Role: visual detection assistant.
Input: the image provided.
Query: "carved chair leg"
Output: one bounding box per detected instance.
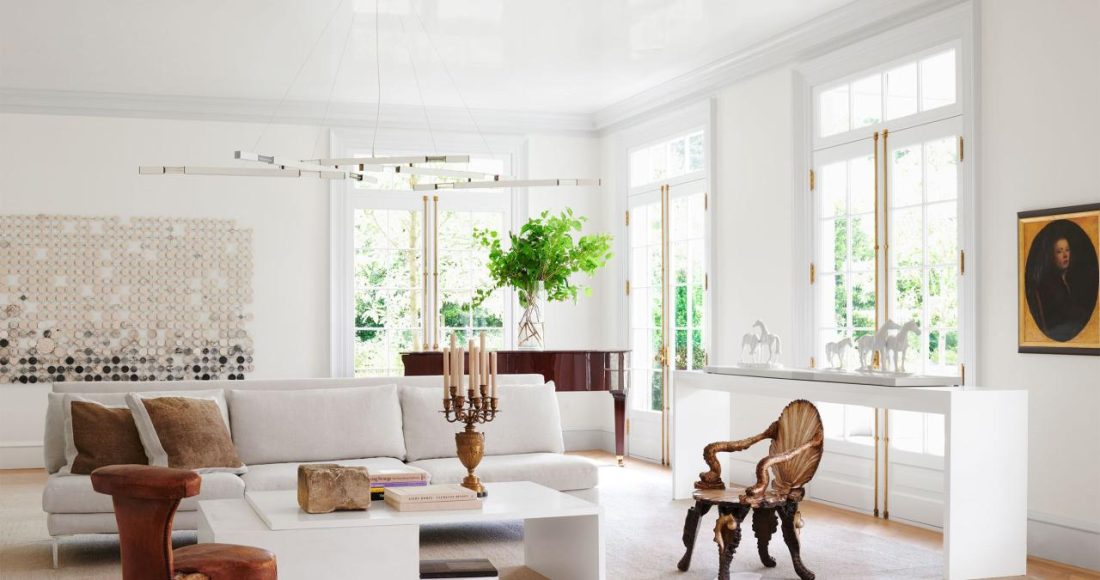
[677,501,713,571]
[715,504,750,580]
[751,507,778,567]
[778,502,815,580]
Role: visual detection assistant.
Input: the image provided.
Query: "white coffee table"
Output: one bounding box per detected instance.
[197,481,604,580]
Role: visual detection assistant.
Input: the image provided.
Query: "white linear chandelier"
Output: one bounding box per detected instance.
[141,0,600,190]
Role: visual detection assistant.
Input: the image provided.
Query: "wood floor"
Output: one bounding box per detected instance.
[574,451,1100,580]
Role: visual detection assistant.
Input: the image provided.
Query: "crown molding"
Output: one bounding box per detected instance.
[0,88,598,137]
[593,0,967,134]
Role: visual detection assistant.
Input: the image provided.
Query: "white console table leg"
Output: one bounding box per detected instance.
[198,501,420,580]
[671,380,731,500]
[524,513,605,580]
[943,389,1028,579]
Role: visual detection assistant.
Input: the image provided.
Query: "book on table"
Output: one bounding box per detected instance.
[384,484,483,512]
[369,467,429,500]
[420,558,498,579]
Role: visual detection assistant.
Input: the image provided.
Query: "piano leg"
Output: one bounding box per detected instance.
[612,390,627,466]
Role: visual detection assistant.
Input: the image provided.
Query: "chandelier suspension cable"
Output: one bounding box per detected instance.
[410,1,494,157]
[401,15,438,155]
[253,0,347,152]
[310,12,357,159]
[370,0,382,157]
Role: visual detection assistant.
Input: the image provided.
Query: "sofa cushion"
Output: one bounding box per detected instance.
[400,382,564,462]
[241,457,425,492]
[127,393,246,475]
[42,471,244,514]
[229,385,406,465]
[399,386,467,462]
[481,384,566,456]
[408,453,599,492]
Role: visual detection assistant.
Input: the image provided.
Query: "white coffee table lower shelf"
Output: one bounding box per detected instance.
[197,481,604,580]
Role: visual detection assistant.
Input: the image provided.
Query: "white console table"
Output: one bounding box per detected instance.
[671,370,1027,580]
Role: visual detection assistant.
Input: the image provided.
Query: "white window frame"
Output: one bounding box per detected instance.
[329,128,528,377]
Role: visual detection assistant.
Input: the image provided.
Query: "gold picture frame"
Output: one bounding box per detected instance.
[1017,203,1100,355]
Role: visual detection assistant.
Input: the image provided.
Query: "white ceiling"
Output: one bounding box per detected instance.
[0,0,855,117]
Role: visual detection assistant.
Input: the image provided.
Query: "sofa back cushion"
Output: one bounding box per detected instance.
[43,374,544,473]
[229,385,406,465]
[400,382,564,462]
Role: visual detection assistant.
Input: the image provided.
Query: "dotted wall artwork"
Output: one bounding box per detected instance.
[0,216,254,384]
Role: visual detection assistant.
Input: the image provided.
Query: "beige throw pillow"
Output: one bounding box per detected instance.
[126,393,246,474]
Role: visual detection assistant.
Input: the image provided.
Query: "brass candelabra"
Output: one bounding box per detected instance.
[440,333,499,497]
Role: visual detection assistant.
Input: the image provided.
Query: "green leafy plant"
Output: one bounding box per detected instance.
[470,209,613,309]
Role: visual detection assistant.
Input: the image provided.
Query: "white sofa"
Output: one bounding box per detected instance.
[42,375,599,544]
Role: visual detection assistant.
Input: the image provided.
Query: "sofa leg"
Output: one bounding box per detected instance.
[51,537,59,569]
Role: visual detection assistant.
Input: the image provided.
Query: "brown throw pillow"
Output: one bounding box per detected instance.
[127,395,246,473]
[69,401,148,475]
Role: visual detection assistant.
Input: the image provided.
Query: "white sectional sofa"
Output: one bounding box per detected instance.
[42,375,599,545]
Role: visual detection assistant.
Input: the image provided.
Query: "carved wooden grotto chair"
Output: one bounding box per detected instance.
[677,399,824,580]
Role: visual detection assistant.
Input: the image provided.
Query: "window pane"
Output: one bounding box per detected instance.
[891,268,923,326]
[920,50,956,111]
[927,202,958,265]
[669,138,686,177]
[886,63,918,120]
[820,161,847,218]
[891,145,923,207]
[851,271,876,330]
[925,137,959,202]
[688,133,704,172]
[851,74,883,129]
[850,214,875,271]
[820,85,850,137]
[891,206,923,268]
[849,155,875,214]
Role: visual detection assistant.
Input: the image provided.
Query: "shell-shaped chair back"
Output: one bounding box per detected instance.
[768,399,824,495]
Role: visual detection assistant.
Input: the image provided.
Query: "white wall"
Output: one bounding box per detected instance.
[977,0,1100,568]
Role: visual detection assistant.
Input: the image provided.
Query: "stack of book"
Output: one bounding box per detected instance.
[369,468,430,501]
[384,484,483,512]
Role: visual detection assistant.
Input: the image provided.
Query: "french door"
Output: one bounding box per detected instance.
[810,115,963,527]
[627,177,708,464]
[347,190,512,376]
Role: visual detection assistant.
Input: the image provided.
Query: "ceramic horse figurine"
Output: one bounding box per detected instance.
[741,333,761,363]
[824,337,852,369]
[855,320,899,371]
[885,320,920,373]
[753,320,782,365]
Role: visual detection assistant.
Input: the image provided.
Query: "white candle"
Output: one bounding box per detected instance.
[468,340,478,396]
[442,347,450,398]
[490,352,498,398]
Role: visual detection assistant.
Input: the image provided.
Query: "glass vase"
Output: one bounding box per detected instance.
[517,285,546,350]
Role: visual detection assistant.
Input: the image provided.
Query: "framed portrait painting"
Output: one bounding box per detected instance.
[1018,203,1100,355]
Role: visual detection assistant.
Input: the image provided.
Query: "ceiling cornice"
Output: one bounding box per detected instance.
[592,0,968,134]
[0,88,598,136]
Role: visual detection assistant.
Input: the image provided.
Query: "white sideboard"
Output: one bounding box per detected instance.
[671,370,1027,580]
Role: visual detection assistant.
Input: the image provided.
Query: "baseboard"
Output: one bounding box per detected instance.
[0,443,44,469]
[1027,512,1100,572]
[562,429,614,454]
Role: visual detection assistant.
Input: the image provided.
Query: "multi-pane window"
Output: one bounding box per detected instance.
[348,155,510,377]
[629,130,704,188]
[353,208,424,376]
[818,49,957,138]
